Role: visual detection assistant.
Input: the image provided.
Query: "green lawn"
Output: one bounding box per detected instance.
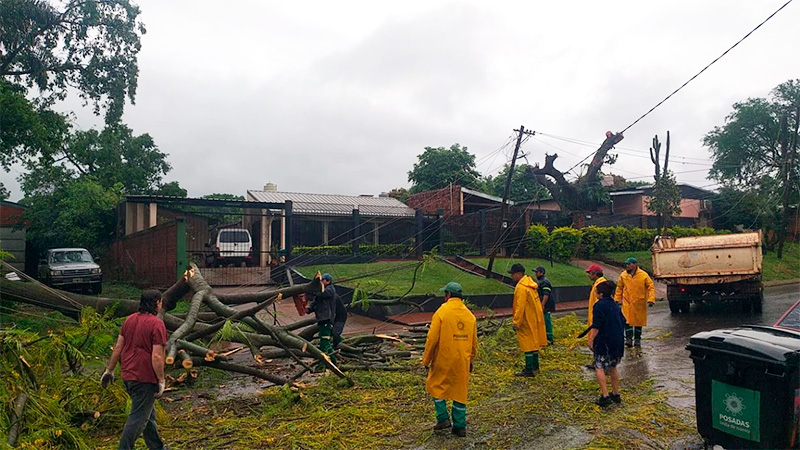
[297,260,513,297]
[468,257,593,286]
[602,242,800,283]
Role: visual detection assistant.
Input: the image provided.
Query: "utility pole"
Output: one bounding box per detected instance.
[777,99,800,259]
[486,125,535,277]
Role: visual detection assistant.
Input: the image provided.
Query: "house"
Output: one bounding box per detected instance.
[404,185,556,255]
[0,200,27,272]
[598,184,714,227]
[111,187,421,287]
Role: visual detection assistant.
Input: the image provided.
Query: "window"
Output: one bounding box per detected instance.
[219,230,250,243]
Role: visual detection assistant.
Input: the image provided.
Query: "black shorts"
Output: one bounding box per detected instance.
[593,354,621,369]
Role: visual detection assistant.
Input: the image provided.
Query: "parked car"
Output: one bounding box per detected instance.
[38,248,103,294]
[206,228,254,267]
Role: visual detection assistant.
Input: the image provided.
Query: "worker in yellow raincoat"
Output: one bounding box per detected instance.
[509,263,547,377]
[585,264,607,327]
[614,257,655,348]
[422,282,478,438]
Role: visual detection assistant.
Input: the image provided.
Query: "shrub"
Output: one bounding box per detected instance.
[550,227,583,261]
[294,245,351,256]
[525,224,550,258]
[579,225,612,256]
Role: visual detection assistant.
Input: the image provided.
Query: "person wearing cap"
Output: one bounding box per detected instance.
[614,258,655,348]
[308,273,341,363]
[422,282,478,438]
[534,266,555,345]
[585,264,607,328]
[509,263,547,377]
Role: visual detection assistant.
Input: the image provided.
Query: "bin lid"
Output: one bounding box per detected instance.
[687,326,800,366]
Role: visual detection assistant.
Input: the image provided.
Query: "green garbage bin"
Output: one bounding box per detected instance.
[686,326,800,449]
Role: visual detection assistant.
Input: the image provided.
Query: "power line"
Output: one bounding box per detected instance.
[620,0,794,133]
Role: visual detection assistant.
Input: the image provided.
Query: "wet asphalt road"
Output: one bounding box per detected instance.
[593,283,800,412]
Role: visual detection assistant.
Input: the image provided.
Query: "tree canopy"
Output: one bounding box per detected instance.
[0,0,145,124]
[703,79,799,240]
[407,144,482,193]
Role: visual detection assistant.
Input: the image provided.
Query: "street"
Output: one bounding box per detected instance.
[599,283,800,441]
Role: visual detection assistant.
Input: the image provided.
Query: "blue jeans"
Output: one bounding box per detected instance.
[119,381,165,450]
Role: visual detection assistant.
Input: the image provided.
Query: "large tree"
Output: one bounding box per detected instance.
[407,144,482,193]
[703,79,800,244]
[527,132,624,212]
[0,0,145,125]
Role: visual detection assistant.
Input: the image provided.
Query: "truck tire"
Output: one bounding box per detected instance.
[752,292,763,314]
[741,298,752,313]
[669,300,681,314]
[679,300,691,313]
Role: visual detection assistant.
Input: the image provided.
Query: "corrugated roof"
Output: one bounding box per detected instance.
[246,190,416,218]
[461,187,515,205]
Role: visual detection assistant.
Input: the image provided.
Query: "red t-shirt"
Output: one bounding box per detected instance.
[120,312,167,384]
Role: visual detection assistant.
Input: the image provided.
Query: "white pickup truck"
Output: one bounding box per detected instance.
[651,231,763,314]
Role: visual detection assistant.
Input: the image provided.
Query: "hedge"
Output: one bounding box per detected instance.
[293,244,412,256]
[524,224,729,258]
[438,241,480,256]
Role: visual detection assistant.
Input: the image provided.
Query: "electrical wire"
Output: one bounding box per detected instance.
[620,0,794,133]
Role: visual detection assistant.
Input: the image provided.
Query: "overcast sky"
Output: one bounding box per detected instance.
[4,0,800,201]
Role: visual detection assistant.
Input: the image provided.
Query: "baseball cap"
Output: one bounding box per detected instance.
[624,257,638,264]
[508,263,526,274]
[534,266,546,274]
[439,281,463,295]
[585,264,603,273]
[321,273,333,282]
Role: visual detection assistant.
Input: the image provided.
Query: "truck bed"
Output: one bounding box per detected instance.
[651,232,762,284]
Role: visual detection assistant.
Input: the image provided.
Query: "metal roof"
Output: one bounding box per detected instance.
[460,187,515,206]
[246,190,417,218]
[609,183,714,200]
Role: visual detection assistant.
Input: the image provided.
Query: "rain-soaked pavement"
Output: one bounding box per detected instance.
[607,282,800,412]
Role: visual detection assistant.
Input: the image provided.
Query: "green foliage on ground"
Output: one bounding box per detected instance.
[297,260,513,297]
[86,315,696,449]
[0,308,130,449]
[469,258,593,286]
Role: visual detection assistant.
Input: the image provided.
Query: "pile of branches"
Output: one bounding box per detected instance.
[1,262,508,385]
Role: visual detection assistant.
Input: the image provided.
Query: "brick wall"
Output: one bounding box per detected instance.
[405,185,463,216]
[109,221,177,288]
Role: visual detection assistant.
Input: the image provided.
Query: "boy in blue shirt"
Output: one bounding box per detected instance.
[588,280,625,407]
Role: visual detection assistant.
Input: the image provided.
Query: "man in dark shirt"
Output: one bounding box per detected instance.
[534,266,555,345]
[102,289,167,450]
[308,273,340,363]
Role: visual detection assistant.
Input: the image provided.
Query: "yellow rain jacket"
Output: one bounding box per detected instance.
[614,268,655,326]
[587,276,607,327]
[512,275,548,352]
[422,297,478,404]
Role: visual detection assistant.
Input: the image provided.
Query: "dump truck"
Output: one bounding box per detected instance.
[651,231,763,314]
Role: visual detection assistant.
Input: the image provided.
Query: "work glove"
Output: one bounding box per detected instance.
[100,370,114,388]
[648,302,655,308]
[156,380,166,399]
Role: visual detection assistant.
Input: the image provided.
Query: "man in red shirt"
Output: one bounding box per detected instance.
[101,290,167,450]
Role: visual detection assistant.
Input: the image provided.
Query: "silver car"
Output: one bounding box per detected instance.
[38,248,103,294]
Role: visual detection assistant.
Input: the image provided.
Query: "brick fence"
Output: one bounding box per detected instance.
[109,221,178,288]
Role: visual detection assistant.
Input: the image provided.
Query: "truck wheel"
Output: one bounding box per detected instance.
[679,300,691,313]
[741,298,752,313]
[752,293,763,314]
[669,300,680,314]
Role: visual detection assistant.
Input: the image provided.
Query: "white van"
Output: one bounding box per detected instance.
[209,228,254,267]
